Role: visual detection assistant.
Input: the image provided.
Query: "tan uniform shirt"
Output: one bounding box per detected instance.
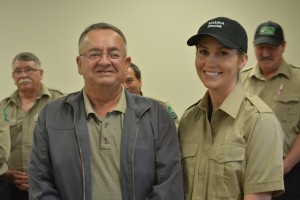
[0,120,10,175]
[0,83,64,173]
[83,89,126,200]
[179,82,284,200]
[241,60,300,156]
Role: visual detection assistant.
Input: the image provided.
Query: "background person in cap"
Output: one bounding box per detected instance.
[241,21,300,199]
[0,52,64,200]
[123,62,179,127]
[179,16,284,200]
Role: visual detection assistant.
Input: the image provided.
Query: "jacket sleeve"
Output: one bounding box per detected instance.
[147,103,184,200]
[28,106,61,200]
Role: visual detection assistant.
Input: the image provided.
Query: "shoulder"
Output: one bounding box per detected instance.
[244,93,273,113]
[47,87,65,96]
[241,65,254,73]
[181,100,201,120]
[290,64,300,69]
[0,97,10,106]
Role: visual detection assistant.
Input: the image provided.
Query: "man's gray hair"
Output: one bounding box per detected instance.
[78,22,127,55]
[12,52,42,69]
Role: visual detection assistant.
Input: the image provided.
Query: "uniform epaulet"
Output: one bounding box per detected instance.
[0,97,10,106]
[245,93,273,113]
[290,64,300,69]
[48,87,65,95]
[185,99,201,111]
[241,65,253,72]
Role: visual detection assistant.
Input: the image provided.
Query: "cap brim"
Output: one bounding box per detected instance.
[187,33,240,50]
[254,37,282,46]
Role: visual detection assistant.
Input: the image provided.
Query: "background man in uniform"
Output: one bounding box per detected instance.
[241,21,300,199]
[123,63,179,126]
[0,52,64,200]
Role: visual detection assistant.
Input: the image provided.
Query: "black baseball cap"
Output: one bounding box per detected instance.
[187,17,248,53]
[254,21,284,46]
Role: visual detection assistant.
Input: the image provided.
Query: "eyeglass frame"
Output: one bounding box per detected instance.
[12,67,42,77]
[80,50,126,61]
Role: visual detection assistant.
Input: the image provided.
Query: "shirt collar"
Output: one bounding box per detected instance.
[199,81,245,119]
[9,83,50,105]
[83,87,127,118]
[249,59,291,79]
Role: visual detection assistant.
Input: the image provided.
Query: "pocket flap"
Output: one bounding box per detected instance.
[180,143,198,158]
[274,94,299,103]
[209,144,246,163]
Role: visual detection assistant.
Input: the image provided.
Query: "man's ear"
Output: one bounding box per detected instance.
[76,56,83,75]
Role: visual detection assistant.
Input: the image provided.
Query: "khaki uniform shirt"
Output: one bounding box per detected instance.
[0,83,64,173]
[83,88,126,200]
[0,119,10,175]
[241,59,300,156]
[179,82,284,200]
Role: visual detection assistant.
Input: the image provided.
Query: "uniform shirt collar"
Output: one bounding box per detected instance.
[9,83,50,105]
[199,81,245,119]
[249,59,291,79]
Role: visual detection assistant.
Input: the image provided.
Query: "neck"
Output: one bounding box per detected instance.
[85,85,123,117]
[261,70,278,80]
[19,87,40,112]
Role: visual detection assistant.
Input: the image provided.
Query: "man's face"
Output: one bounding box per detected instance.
[254,42,285,75]
[123,67,142,95]
[76,29,131,89]
[12,60,43,93]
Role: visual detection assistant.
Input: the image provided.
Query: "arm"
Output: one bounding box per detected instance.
[244,192,272,200]
[147,105,184,200]
[283,133,300,174]
[28,107,61,200]
[244,113,284,197]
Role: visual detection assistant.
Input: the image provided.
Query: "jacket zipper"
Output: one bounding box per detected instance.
[72,106,86,200]
[131,106,151,200]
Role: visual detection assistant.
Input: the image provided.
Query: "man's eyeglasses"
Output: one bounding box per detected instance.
[80,51,125,61]
[12,68,41,77]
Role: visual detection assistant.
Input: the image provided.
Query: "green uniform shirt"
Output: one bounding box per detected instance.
[179,82,284,200]
[241,59,300,156]
[0,83,64,173]
[83,88,126,200]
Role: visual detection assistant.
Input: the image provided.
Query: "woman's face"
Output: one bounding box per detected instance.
[195,36,247,94]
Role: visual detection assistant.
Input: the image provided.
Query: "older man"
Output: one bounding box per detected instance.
[241,21,300,199]
[0,52,64,200]
[28,23,183,200]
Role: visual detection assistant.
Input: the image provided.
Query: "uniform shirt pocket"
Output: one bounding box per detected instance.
[208,144,246,198]
[180,143,198,195]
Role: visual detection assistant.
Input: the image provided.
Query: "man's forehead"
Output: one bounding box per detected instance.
[13,60,36,68]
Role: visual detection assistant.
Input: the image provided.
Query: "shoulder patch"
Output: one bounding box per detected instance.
[245,93,273,113]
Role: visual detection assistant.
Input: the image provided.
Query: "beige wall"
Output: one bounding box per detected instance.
[1,0,299,117]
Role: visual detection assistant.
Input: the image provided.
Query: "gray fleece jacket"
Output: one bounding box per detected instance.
[28,90,184,200]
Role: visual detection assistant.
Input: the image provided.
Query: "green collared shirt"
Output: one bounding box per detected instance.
[83,88,126,200]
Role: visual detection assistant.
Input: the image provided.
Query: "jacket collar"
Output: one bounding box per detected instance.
[65,89,151,120]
